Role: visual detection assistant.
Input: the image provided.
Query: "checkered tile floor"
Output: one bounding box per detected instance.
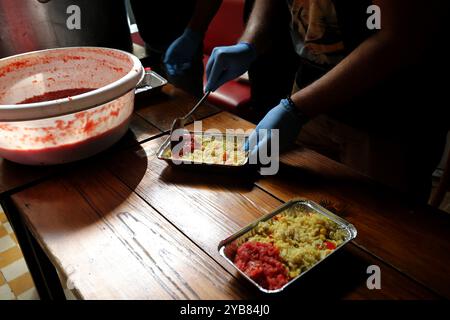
[0,209,39,300]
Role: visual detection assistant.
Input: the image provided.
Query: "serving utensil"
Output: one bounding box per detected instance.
[169,91,210,149]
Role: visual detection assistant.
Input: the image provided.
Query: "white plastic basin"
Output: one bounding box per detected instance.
[0,47,144,165]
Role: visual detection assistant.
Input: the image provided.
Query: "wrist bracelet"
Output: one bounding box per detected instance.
[286,96,310,125]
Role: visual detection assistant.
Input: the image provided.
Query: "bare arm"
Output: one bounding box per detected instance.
[291,0,441,117]
[239,0,286,53]
[187,0,223,34]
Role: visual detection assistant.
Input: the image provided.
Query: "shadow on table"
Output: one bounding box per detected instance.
[71,130,149,192]
[9,132,149,229]
[278,151,365,189]
[134,87,172,110]
[158,164,259,193]
[0,158,57,195]
[1,128,145,196]
[276,145,425,209]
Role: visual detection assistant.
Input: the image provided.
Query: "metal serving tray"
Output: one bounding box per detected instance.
[218,198,357,294]
[135,69,167,96]
[156,131,254,171]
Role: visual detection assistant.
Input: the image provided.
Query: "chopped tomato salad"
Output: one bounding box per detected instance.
[229,209,347,290]
[234,241,289,290]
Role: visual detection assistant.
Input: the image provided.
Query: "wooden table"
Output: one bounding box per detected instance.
[1,84,449,300]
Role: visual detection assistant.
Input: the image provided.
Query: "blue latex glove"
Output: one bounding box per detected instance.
[164,28,202,76]
[247,99,307,161]
[205,42,256,92]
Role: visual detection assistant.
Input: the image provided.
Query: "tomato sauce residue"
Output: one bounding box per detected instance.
[0,115,130,165]
[234,242,289,290]
[0,60,32,77]
[17,88,95,104]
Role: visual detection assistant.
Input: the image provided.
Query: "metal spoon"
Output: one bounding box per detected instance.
[169,91,210,149]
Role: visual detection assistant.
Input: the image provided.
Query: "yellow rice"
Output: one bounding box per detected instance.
[248,206,347,278]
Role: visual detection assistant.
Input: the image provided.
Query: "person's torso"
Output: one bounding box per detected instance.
[287,0,373,66]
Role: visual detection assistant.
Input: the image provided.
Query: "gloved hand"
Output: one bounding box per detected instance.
[164,28,203,76]
[247,99,308,160]
[205,42,257,92]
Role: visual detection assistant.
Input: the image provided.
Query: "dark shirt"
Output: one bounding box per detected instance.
[130,0,196,52]
[286,0,373,66]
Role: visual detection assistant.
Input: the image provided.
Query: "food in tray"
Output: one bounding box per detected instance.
[163,133,247,166]
[230,206,347,290]
[234,241,290,290]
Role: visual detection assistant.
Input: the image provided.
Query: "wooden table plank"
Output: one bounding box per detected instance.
[286,243,440,300]
[0,159,54,195]
[109,137,282,271]
[193,112,450,298]
[6,108,446,299]
[104,128,440,299]
[11,164,250,300]
[127,113,162,143]
[135,84,221,132]
[255,146,450,297]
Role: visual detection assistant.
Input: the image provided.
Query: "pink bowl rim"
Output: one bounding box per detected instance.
[0,46,144,122]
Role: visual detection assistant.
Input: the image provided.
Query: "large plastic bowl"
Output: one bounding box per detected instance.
[0,47,144,165]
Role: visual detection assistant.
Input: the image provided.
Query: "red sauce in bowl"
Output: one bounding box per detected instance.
[234,241,289,290]
[17,88,95,104]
